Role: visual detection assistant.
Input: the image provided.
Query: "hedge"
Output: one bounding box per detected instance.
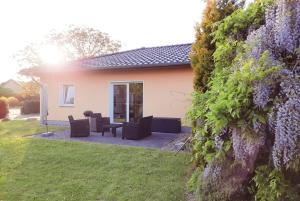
[21,100,40,115]
[7,97,20,107]
[0,97,9,119]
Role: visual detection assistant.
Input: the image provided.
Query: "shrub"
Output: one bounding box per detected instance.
[253,165,300,201]
[189,0,300,200]
[21,100,40,115]
[190,0,242,92]
[7,97,20,107]
[212,0,273,71]
[0,97,9,119]
[196,157,250,201]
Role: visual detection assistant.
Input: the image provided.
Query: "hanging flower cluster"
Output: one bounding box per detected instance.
[245,0,300,169]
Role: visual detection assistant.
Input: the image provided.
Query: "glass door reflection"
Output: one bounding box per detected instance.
[129,83,143,123]
[113,84,127,123]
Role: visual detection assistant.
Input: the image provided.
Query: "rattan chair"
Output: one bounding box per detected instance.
[90,113,110,133]
[68,115,90,137]
[122,116,153,140]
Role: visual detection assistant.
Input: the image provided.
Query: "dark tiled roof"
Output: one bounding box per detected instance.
[77,43,191,70]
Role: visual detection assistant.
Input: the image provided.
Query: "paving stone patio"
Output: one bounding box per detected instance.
[33,128,190,150]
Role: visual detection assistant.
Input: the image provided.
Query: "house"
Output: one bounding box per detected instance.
[23,43,193,126]
[0,79,22,94]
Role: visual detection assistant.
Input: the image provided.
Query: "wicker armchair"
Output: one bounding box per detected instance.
[122,116,153,140]
[68,115,90,137]
[90,113,110,133]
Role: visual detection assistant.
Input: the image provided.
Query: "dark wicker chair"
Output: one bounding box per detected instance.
[68,115,90,137]
[122,116,153,140]
[90,113,110,133]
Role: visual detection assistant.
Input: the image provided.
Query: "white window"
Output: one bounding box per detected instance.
[60,85,75,106]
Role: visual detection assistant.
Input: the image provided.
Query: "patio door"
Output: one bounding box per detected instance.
[112,84,127,123]
[111,82,143,123]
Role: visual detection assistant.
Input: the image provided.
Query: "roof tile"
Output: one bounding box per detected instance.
[77,43,191,69]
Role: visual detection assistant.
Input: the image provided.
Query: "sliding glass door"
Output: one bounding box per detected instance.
[113,84,127,123]
[129,83,143,123]
[112,82,143,123]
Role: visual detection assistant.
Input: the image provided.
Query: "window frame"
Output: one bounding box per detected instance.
[60,84,75,107]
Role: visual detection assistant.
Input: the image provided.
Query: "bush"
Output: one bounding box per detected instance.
[189,0,300,200]
[7,97,20,107]
[0,97,9,119]
[21,100,40,115]
[253,165,300,201]
[190,0,242,92]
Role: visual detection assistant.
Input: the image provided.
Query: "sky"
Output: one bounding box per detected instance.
[0,0,205,83]
[0,0,255,83]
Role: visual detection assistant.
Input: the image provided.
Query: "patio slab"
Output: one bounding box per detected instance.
[33,128,187,149]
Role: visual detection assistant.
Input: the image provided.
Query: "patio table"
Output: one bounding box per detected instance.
[102,124,123,137]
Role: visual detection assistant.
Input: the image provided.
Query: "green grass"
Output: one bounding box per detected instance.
[0,120,190,201]
[0,120,65,138]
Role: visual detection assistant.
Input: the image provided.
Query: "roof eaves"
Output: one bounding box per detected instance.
[83,61,191,70]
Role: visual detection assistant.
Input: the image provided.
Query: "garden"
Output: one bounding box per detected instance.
[0,80,40,119]
[188,0,300,200]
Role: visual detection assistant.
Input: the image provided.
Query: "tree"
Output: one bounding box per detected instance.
[190,0,244,92]
[14,43,43,69]
[19,81,40,100]
[48,25,121,60]
[15,25,121,68]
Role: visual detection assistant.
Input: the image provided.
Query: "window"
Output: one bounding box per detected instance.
[60,85,75,106]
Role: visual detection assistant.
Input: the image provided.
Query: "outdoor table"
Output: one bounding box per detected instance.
[102,123,122,137]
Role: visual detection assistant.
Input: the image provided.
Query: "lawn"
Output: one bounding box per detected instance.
[0,120,190,201]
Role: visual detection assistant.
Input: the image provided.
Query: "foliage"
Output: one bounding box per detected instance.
[19,81,40,101]
[189,0,274,168]
[190,0,242,92]
[7,97,20,107]
[0,86,16,97]
[187,168,202,192]
[14,43,43,68]
[15,25,121,68]
[21,100,40,115]
[206,52,280,134]
[192,125,217,168]
[189,0,300,200]
[196,157,250,201]
[189,52,279,168]
[48,25,121,60]
[189,0,276,157]
[0,97,9,119]
[213,0,272,43]
[273,95,300,171]
[243,0,300,171]
[253,165,299,201]
[213,0,273,70]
